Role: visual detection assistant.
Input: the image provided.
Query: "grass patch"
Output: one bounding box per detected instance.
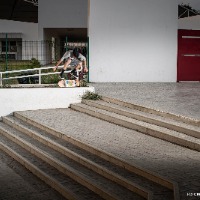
[82,91,102,100]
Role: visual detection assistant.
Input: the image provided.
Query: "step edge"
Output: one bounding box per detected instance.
[0,141,78,200]
[0,126,123,200]
[102,96,200,127]
[81,99,200,139]
[2,116,150,199]
[71,103,200,150]
[13,111,179,196]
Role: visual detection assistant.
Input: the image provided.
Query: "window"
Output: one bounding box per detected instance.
[1,41,17,52]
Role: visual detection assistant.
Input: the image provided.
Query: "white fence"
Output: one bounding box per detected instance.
[0,65,81,86]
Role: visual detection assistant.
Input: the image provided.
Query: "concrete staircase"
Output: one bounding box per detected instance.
[3,95,199,200]
[70,97,200,152]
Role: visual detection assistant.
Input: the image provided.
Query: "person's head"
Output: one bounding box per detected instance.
[73,48,79,58]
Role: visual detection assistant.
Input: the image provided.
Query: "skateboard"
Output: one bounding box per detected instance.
[58,79,78,87]
[55,65,86,87]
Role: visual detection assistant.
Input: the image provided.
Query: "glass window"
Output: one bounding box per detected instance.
[1,41,17,52]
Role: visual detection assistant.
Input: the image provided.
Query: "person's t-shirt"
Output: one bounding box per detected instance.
[61,50,86,62]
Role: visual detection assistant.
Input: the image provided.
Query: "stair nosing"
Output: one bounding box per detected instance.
[102,96,200,127]
[81,99,200,139]
[0,141,78,200]
[71,103,200,147]
[13,111,179,199]
[2,116,151,199]
[0,126,122,200]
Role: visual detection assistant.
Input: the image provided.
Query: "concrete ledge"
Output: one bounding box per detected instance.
[0,86,94,117]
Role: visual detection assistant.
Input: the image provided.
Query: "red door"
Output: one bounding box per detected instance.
[178,29,200,81]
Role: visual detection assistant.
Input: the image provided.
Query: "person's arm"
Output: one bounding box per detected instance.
[53,59,62,71]
[79,53,88,73]
[54,51,70,72]
[83,59,88,73]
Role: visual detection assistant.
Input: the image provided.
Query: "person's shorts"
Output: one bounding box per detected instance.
[64,58,81,70]
[70,69,78,78]
[71,59,81,69]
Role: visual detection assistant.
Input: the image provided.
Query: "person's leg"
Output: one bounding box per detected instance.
[72,62,82,86]
[76,63,83,81]
[63,60,70,70]
[60,68,65,79]
[60,59,71,78]
[75,62,82,71]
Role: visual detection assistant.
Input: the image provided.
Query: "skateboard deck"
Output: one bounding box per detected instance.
[58,79,76,87]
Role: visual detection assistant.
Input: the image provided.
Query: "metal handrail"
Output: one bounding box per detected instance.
[1,66,54,74]
[0,65,81,86]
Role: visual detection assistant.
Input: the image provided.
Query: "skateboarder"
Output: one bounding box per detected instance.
[53,47,88,80]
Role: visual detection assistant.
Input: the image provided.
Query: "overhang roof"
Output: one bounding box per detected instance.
[0,0,38,23]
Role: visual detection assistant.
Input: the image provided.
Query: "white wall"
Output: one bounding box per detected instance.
[0,87,94,117]
[0,20,39,60]
[89,0,178,82]
[38,0,88,40]
[0,19,38,40]
[179,15,200,30]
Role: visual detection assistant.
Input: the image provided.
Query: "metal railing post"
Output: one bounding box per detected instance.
[6,33,8,78]
[87,36,89,82]
[0,72,2,86]
[39,68,41,84]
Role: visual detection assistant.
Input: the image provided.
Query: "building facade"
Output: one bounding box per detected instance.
[0,0,179,82]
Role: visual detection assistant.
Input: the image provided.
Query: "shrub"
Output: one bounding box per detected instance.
[42,74,59,84]
[82,91,102,100]
[30,58,41,68]
[79,80,88,87]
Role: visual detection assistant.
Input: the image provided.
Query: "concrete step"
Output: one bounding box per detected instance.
[82,99,200,139]
[0,151,68,200]
[101,96,200,127]
[70,103,200,152]
[0,121,143,200]
[2,115,151,200]
[11,111,179,200]
[0,130,82,200]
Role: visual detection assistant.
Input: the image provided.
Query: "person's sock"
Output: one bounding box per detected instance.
[60,69,65,78]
